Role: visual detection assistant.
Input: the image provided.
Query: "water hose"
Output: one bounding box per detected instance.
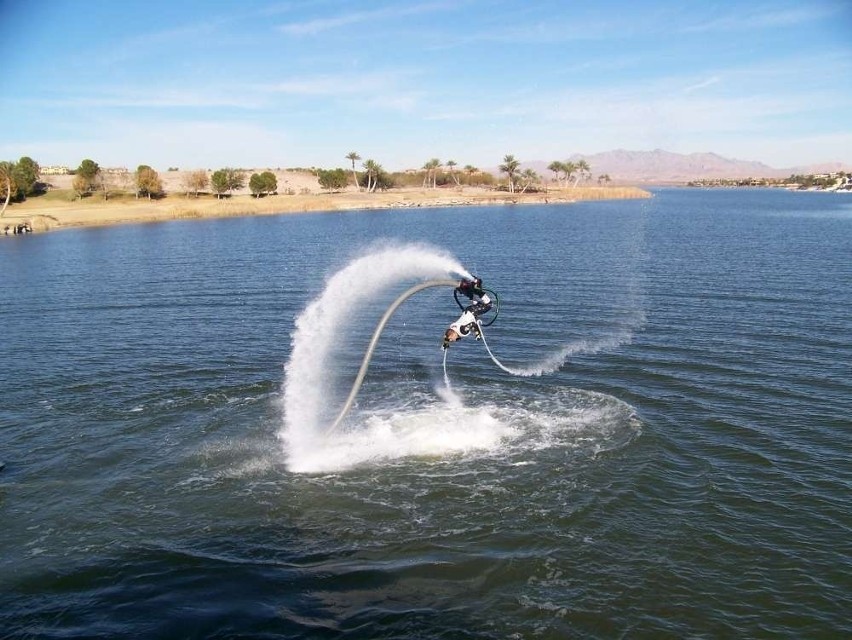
[328,278,459,432]
[477,326,524,376]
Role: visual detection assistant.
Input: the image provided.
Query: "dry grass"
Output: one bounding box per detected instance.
[549,186,650,200]
[2,174,651,234]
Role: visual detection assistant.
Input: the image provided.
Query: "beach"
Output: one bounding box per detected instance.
[2,170,651,233]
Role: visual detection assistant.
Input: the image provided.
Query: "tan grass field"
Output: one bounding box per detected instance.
[2,170,651,233]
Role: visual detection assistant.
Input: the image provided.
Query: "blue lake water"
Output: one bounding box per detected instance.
[1,188,850,638]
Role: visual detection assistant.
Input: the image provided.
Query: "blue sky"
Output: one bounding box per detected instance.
[1,0,850,171]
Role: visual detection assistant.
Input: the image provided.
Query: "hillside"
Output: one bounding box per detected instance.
[517,150,850,184]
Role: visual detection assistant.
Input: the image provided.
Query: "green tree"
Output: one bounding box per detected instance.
[317,168,348,191]
[463,165,478,186]
[261,171,277,195]
[226,168,245,192]
[14,156,40,197]
[518,168,540,193]
[422,158,441,188]
[345,151,361,190]
[135,165,162,200]
[446,160,460,186]
[249,172,265,197]
[547,161,564,185]
[74,159,100,195]
[597,174,611,186]
[77,159,100,181]
[211,170,230,199]
[248,171,277,197]
[362,159,386,192]
[211,167,245,198]
[561,161,576,186]
[499,154,520,193]
[574,159,591,186]
[373,166,394,191]
[362,159,378,192]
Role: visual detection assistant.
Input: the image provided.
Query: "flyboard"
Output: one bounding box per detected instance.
[328,276,506,431]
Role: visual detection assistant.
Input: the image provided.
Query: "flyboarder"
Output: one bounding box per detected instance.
[442,277,493,349]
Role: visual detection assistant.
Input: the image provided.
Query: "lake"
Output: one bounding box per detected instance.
[1,188,850,638]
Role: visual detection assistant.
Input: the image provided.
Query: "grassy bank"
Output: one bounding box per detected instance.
[2,185,651,233]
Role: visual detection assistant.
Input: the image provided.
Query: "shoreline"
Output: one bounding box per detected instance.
[1,186,652,235]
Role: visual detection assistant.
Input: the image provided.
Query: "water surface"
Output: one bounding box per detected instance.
[1,188,850,638]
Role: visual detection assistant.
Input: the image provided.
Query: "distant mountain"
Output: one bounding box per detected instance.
[512,149,849,184]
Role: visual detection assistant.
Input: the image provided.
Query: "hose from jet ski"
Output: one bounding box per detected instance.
[328,278,459,432]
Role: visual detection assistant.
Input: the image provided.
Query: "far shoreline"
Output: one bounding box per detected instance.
[2,185,652,235]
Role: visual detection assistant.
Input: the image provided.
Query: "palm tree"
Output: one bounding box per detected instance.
[446,160,461,186]
[422,158,441,188]
[464,164,478,186]
[574,159,591,186]
[362,159,380,192]
[346,151,361,191]
[562,161,577,187]
[518,168,540,193]
[547,161,564,186]
[499,154,520,193]
[598,173,611,186]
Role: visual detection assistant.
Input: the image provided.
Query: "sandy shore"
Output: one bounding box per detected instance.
[2,170,651,234]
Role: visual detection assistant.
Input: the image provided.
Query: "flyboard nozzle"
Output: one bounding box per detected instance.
[457,275,482,289]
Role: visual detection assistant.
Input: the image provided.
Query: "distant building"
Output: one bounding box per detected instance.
[40,165,70,175]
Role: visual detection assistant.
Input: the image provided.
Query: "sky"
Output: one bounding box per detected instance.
[1,0,851,172]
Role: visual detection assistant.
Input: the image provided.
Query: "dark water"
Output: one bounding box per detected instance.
[1,189,850,638]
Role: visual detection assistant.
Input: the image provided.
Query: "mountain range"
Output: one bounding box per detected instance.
[515,149,849,184]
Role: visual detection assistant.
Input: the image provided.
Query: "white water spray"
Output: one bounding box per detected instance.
[279,242,645,474]
[477,322,642,377]
[281,243,472,471]
[438,348,463,408]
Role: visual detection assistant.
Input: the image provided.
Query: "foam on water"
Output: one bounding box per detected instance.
[287,403,517,473]
[281,386,639,474]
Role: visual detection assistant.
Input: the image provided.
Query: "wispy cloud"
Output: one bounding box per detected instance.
[683,76,721,94]
[13,87,261,110]
[277,1,452,36]
[255,70,424,111]
[682,5,837,34]
[423,111,481,121]
[102,20,225,64]
[0,119,295,169]
[357,91,423,112]
[259,72,404,96]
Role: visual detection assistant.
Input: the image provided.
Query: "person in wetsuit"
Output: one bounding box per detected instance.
[442,277,493,349]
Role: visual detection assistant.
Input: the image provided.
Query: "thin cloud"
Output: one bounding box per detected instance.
[683,76,721,94]
[103,20,225,63]
[260,73,391,96]
[682,5,836,34]
[357,91,423,112]
[424,111,481,121]
[14,88,261,110]
[277,1,453,36]
[255,69,426,111]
